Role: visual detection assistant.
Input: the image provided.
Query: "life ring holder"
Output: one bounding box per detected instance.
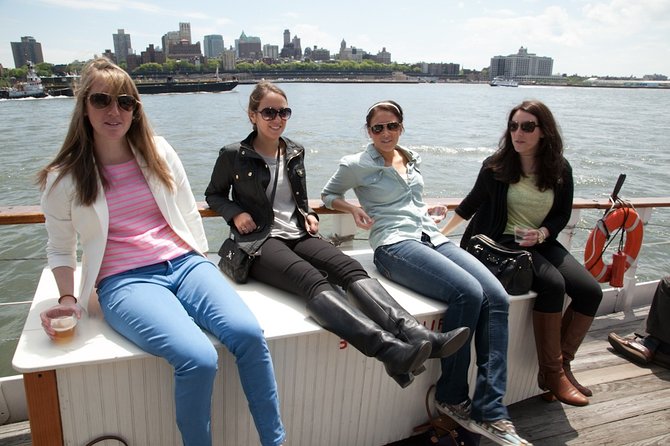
[584,204,643,285]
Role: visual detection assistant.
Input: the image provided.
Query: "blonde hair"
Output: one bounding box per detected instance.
[37,57,174,205]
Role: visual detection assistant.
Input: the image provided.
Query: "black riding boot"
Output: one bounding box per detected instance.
[346,278,470,358]
[306,290,431,388]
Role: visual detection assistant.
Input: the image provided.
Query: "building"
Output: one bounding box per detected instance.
[338,39,363,62]
[489,46,553,80]
[420,62,460,76]
[263,44,279,60]
[236,31,262,60]
[162,31,181,58]
[179,23,192,44]
[204,35,224,58]
[221,49,236,71]
[140,44,166,65]
[112,29,132,64]
[375,47,392,64]
[167,41,202,62]
[11,36,44,68]
[280,29,302,59]
[309,46,331,62]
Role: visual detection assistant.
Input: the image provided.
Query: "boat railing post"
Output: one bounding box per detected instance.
[616,206,653,313]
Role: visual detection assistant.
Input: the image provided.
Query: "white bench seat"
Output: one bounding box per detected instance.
[13,249,539,446]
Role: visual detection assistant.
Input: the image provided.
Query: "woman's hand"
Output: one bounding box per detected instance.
[305,214,319,234]
[233,212,257,234]
[518,228,548,247]
[351,207,374,230]
[40,302,82,340]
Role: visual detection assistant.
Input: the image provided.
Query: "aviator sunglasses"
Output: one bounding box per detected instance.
[88,93,138,112]
[369,122,401,134]
[508,121,540,133]
[258,107,292,121]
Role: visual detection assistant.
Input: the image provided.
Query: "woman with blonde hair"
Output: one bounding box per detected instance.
[38,58,285,446]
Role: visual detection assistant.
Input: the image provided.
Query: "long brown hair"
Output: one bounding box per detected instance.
[487,100,565,191]
[37,57,174,205]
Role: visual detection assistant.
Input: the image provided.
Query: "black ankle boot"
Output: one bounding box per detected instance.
[306,290,431,388]
[347,278,470,358]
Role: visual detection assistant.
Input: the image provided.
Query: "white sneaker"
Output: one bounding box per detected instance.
[435,398,472,428]
[468,419,532,445]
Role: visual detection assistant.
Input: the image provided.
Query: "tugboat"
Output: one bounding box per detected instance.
[0,62,47,99]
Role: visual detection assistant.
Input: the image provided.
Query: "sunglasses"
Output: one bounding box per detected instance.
[88,93,138,112]
[258,107,292,121]
[369,122,401,134]
[508,121,539,133]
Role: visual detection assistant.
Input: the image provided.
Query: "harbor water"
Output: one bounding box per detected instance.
[1,82,669,377]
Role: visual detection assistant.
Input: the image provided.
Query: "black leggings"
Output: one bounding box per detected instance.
[503,238,603,315]
[250,235,369,299]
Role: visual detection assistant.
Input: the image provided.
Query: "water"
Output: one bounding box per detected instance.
[1,83,669,377]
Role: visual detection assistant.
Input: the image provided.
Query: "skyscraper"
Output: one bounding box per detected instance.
[113,29,132,64]
[204,35,224,58]
[179,23,192,44]
[11,36,44,68]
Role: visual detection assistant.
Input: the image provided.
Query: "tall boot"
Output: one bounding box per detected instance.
[561,306,595,397]
[306,290,431,388]
[532,311,589,406]
[346,278,470,359]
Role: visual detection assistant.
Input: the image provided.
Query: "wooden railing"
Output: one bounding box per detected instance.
[2,197,670,225]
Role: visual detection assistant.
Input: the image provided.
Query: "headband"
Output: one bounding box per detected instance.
[367,101,401,115]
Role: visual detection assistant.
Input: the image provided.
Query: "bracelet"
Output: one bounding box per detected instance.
[58,294,78,304]
[537,229,546,244]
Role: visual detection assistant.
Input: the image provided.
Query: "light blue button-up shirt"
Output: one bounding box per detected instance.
[321,143,449,250]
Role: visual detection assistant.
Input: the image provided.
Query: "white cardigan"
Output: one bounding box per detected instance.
[41,136,208,313]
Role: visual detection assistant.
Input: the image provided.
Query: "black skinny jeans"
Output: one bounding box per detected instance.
[250,235,369,299]
[502,237,603,315]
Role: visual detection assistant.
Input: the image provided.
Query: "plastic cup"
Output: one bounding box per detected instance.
[514,226,530,243]
[50,314,77,342]
[428,205,448,224]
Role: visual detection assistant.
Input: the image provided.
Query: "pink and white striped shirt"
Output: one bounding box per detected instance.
[97,159,190,283]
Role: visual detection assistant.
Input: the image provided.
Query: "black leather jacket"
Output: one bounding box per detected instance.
[205,131,318,254]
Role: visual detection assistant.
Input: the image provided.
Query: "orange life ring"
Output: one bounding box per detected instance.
[584,207,643,283]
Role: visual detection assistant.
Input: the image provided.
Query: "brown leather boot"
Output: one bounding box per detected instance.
[532,310,589,406]
[561,306,595,397]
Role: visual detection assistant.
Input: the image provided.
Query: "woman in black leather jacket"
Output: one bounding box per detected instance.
[205,81,468,388]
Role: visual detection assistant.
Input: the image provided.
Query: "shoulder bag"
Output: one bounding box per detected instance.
[218,147,280,284]
[466,234,533,295]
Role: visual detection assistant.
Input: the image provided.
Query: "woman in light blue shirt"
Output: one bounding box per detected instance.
[321,100,531,446]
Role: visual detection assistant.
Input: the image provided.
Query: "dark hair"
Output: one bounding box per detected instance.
[365,100,404,127]
[247,81,288,130]
[487,99,565,191]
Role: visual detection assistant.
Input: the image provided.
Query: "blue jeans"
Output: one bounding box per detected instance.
[97,252,285,446]
[374,238,510,422]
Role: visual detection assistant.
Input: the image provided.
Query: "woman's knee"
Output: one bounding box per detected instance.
[225,320,269,358]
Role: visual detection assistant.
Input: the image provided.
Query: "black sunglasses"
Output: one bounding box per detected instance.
[88,93,138,112]
[258,107,292,121]
[508,121,539,133]
[369,122,401,134]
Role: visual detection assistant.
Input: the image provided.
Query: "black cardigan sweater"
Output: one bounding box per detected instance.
[455,157,574,249]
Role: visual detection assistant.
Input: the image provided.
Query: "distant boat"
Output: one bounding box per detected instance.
[134,77,238,95]
[490,76,518,87]
[0,62,47,99]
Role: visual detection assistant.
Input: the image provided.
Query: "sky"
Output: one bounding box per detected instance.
[2,0,670,77]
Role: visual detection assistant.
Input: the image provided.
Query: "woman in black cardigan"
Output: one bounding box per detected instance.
[442,100,602,407]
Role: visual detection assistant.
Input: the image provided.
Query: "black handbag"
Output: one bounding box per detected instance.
[466,234,533,295]
[218,237,254,284]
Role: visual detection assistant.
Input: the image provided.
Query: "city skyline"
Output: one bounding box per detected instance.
[2,0,670,77]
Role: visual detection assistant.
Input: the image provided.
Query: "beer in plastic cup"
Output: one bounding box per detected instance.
[51,314,77,342]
